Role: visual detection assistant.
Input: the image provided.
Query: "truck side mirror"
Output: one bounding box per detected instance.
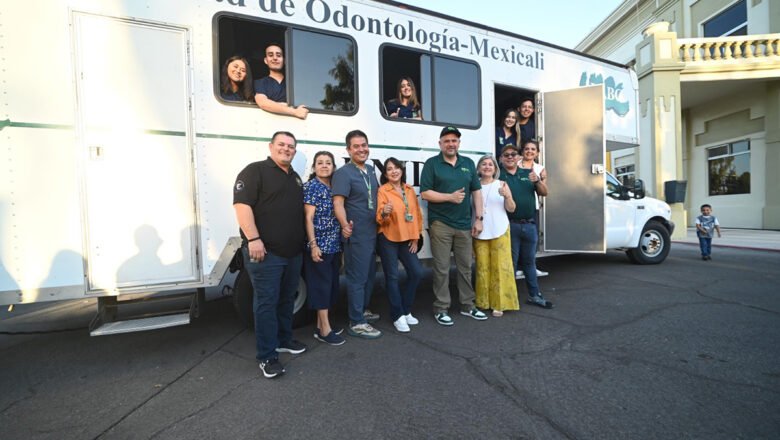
[633,179,645,199]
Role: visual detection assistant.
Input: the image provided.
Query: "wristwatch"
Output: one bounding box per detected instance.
[476,216,484,221]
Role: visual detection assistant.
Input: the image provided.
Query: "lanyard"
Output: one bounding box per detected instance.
[351,161,373,209]
[396,184,410,215]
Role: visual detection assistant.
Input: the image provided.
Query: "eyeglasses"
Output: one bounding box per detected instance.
[501,152,518,158]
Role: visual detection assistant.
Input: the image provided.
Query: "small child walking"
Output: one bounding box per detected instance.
[695,204,722,260]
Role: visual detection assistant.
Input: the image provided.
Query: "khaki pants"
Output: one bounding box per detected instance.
[428,220,476,314]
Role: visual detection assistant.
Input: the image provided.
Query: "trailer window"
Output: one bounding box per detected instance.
[380,45,480,128]
[216,15,357,115]
[289,29,355,112]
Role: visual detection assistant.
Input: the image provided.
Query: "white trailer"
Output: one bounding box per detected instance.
[0,0,673,334]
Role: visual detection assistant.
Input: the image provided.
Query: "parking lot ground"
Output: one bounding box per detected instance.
[1,243,779,439]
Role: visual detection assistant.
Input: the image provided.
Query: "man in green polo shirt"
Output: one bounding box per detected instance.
[499,141,553,309]
[420,126,488,325]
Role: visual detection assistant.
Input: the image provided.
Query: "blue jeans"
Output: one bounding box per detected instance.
[343,238,376,326]
[698,237,712,256]
[509,222,540,297]
[242,248,302,363]
[376,234,423,321]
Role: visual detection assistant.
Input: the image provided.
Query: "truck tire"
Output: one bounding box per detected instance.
[626,220,671,264]
[231,268,314,328]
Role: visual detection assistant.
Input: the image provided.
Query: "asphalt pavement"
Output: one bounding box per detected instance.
[1,242,779,439]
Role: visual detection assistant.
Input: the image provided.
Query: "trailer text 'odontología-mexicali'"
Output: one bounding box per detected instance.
[216,0,545,70]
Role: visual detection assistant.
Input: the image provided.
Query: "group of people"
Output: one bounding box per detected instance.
[233,126,553,379]
[222,43,427,124]
[221,44,309,119]
[495,99,536,158]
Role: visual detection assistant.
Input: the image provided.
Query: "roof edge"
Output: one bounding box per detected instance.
[370,0,630,69]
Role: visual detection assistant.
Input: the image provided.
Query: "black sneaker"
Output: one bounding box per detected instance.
[276,340,307,355]
[314,330,346,345]
[527,295,554,309]
[259,358,285,378]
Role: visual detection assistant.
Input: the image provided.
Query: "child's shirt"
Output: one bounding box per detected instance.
[695,215,719,238]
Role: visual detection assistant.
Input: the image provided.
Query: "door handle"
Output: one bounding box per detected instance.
[89,146,103,160]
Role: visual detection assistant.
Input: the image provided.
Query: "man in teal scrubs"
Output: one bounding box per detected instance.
[420,126,488,325]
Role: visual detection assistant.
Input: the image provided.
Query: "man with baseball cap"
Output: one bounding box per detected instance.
[420,126,488,325]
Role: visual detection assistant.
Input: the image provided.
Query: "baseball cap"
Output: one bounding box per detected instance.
[439,126,461,138]
[501,144,519,154]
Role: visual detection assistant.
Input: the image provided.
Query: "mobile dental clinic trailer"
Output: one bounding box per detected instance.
[0,0,672,334]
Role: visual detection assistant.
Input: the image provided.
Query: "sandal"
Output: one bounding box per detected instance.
[492,310,503,317]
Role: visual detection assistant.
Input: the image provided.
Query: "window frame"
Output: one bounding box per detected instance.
[701,0,747,38]
[706,139,751,196]
[378,42,482,129]
[212,12,359,116]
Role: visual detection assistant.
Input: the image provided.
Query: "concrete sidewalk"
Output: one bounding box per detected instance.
[674,227,780,252]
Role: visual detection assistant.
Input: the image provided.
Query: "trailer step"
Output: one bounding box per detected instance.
[90,313,190,336]
[88,288,205,336]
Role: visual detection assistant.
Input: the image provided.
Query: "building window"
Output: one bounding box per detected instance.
[216,15,357,114]
[380,44,480,128]
[615,164,635,188]
[703,1,747,37]
[708,140,750,196]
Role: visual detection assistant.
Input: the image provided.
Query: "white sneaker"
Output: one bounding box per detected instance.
[536,268,549,277]
[404,313,419,325]
[515,270,525,280]
[393,316,410,332]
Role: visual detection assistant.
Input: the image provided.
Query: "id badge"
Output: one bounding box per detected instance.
[368,199,373,210]
[405,213,414,222]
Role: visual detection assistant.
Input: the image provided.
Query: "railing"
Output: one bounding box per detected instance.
[678,34,780,62]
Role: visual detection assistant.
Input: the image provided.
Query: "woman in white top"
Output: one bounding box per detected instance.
[472,155,519,316]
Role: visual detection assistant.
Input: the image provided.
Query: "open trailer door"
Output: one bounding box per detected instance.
[542,85,605,253]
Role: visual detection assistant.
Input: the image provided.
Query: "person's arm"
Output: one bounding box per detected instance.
[304,204,322,262]
[376,188,392,225]
[254,93,309,119]
[530,169,548,197]
[714,225,722,237]
[421,188,465,203]
[695,219,705,233]
[234,203,266,261]
[499,181,516,213]
[333,195,353,238]
[471,189,483,237]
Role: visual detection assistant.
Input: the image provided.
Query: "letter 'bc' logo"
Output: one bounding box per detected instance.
[579,72,630,117]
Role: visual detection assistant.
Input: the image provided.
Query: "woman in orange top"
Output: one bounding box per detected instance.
[376,157,424,333]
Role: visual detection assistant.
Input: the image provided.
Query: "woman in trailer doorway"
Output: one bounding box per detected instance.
[387,77,422,120]
[495,108,519,157]
[220,55,254,102]
[516,140,549,281]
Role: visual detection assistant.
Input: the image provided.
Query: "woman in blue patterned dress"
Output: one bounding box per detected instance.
[303,151,345,345]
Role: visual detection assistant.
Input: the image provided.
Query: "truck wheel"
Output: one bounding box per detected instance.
[626,220,671,264]
[231,269,314,328]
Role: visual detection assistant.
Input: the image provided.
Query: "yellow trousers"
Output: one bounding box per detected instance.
[473,226,519,311]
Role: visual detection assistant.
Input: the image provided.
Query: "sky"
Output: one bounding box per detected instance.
[393,0,625,49]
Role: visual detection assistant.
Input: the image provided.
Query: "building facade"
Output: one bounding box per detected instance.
[576,0,780,231]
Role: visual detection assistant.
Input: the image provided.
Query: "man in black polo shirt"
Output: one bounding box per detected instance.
[499,141,553,309]
[253,44,309,120]
[233,131,307,378]
[420,126,488,325]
